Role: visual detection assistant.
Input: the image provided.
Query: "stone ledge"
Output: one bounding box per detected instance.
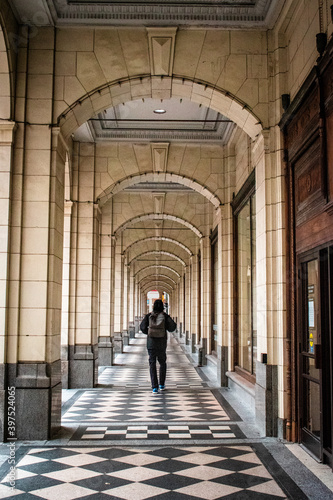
[226,370,256,407]
[206,354,218,366]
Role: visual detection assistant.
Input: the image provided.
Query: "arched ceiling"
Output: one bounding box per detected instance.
[75,97,235,144]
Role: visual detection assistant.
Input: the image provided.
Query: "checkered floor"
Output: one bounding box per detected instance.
[62,389,231,424]
[0,332,324,499]
[72,424,241,441]
[0,445,300,499]
[98,335,205,389]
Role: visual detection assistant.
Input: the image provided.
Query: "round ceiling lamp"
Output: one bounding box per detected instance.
[153,109,166,114]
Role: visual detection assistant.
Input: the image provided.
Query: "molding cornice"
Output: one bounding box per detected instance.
[11,0,283,28]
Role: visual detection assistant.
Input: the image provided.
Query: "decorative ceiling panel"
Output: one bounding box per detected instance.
[10,0,283,28]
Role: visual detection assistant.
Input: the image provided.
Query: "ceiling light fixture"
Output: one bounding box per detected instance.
[154,109,166,114]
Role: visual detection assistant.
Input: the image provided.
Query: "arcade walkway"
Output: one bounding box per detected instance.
[0,333,332,499]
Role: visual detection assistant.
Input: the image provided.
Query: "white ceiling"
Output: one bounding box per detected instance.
[74,97,235,143]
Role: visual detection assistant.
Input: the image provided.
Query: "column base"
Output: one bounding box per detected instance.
[68,345,98,388]
[4,361,61,441]
[255,361,278,437]
[113,334,123,354]
[191,333,196,353]
[201,338,207,366]
[98,337,113,367]
[122,330,129,349]
[128,323,135,338]
[61,346,69,389]
[217,345,228,387]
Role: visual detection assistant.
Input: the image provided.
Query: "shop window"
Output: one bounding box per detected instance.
[232,171,257,378]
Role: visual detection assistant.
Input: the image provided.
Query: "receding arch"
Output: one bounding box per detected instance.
[115,213,203,238]
[135,265,181,279]
[141,281,174,293]
[0,24,12,119]
[58,75,263,141]
[129,251,186,267]
[125,237,192,256]
[139,273,177,287]
[98,172,221,209]
[142,284,173,295]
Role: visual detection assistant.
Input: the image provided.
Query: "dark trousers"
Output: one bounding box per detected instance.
[148,347,167,389]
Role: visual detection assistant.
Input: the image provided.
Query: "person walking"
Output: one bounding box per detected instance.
[140,299,177,394]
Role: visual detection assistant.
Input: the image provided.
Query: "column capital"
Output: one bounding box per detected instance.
[0,120,16,145]
[64,200,73,215]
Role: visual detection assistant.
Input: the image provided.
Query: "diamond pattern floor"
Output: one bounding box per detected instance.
[0,332,327,499]
[1,445,303,499]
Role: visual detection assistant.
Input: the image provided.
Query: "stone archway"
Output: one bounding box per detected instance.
[58,76,263,141]
[99,172,221,208]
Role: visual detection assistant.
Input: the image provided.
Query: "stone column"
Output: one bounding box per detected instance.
[200,235,211,360]
[122,256,128,331]
[6,28,64,440]
[190,254,199,343]
[0,121,16,441]
[179,272,184,335]
[114,238,123,344]
[98,213,113,367]
[254,130,284,437]
[68,143,99,388]
[128,265,135,323]
[185,265,191,344]
[60,200,73,388]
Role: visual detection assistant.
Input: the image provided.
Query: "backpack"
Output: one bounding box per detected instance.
[148,313,166,338]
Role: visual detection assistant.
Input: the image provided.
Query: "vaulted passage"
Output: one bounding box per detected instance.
[1,0,333,494]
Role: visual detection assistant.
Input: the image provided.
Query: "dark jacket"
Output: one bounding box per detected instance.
[140,312,177,348]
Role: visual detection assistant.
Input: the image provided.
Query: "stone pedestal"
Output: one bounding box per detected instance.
[6,361,61,440]
[191,333,196,353]
[98,337,113,367]
[113,334,123,354]
[61,346,69,389]
[128,322,135,339]
[255,361,278,437]
[122,330,129,349]
[185,331,190,345]
[201,338,207,366]
[217,345,228,387]
[179,323,183,337]
[69,345,98,388]
[134,317,140,333]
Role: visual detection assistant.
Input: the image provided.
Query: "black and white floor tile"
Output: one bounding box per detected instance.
[0,445,309,499]
[62,389,231,424]
[0,332,330,499]
[71,424,243,441]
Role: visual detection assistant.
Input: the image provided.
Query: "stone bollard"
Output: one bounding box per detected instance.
[186,330,190,345]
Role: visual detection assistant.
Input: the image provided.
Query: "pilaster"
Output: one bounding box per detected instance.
[0,120,16,441]
[253,129,285,436]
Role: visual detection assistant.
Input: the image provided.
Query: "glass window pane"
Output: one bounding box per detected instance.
[237,200,251,372]
[306,259,318,354]
[304,379,321,438]
[251,195,257,374]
